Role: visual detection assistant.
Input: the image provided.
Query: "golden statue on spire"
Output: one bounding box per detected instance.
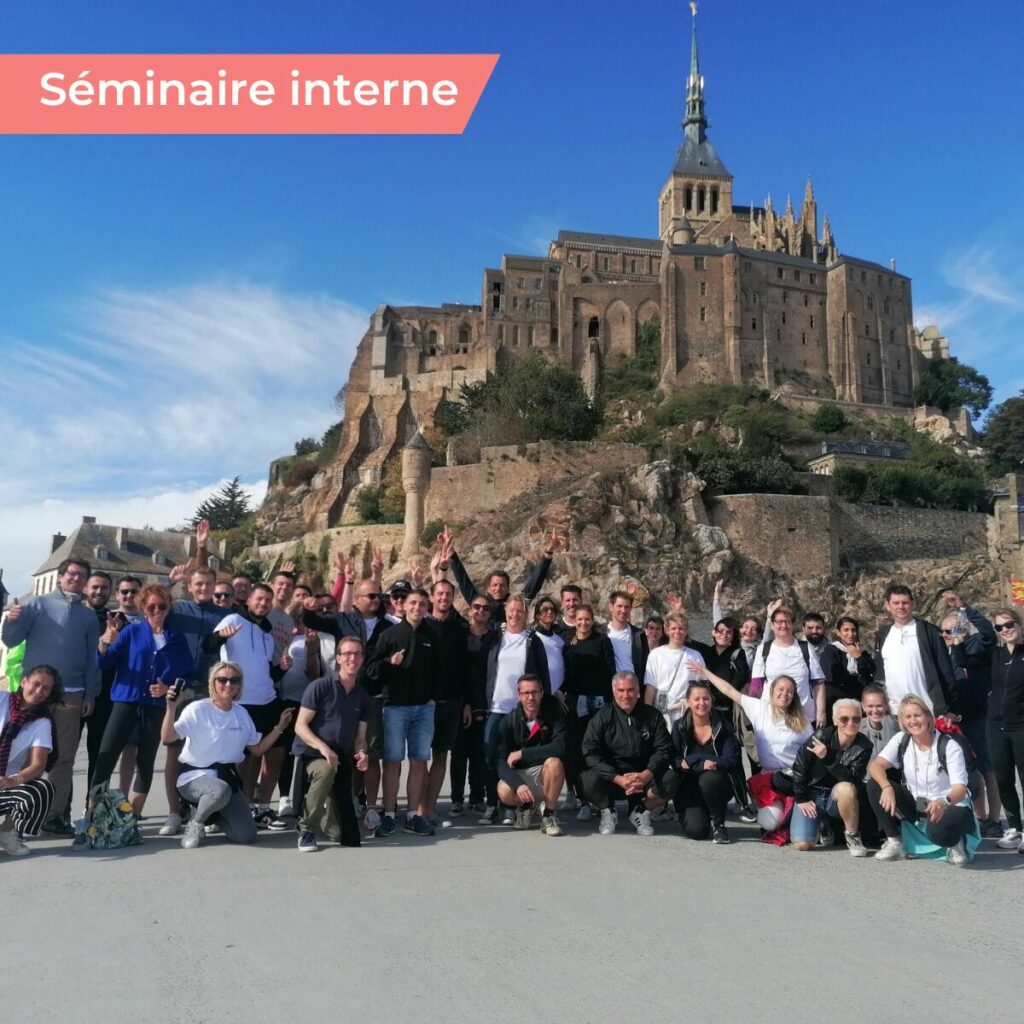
[690,2,698,15]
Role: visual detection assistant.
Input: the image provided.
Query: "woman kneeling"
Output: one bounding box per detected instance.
[161,661,293,850]
[867,694,974,867]
[790,698,872,856]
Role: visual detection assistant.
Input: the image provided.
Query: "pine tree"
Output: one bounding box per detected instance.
[190,476,253,530]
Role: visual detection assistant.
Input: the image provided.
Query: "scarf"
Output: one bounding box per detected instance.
[831,639,858,674]
[0,691,50,777]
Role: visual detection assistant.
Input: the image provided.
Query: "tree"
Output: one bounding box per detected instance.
[190,476,253,530]
[913,360,993,418]
[981,391,1024,474]
[810,403,848,434]
[294,437,320,456]
[438,351,601,445]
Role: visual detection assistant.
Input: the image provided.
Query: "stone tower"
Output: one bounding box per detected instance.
[401,431,432,557]
[657,3,733,242]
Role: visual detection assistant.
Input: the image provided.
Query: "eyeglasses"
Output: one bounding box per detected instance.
[119,588,139,596]
[212,675,242,685]
[519,690,542,698]
[338,651,363,658]
[63,570,87,579]
[537,606,557,615]
[940,629,954,636]
[471,604,490,612]
[146,603,169,612]
[838,715,862,724]
[995,622,1018,632]
[360,593,382,600]
[213,592,234,599]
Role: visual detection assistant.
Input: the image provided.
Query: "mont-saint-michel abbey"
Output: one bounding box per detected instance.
[316,11,952,529]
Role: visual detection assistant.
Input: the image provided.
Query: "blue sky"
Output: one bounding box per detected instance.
[1,0,1022,595]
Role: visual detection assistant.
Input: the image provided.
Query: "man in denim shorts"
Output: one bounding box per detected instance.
[365,589,441,837]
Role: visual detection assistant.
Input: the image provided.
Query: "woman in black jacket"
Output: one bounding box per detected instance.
[987,609,1024,850]
[817,616,875,722]
[669,680,745,844]
[561,605,616,820]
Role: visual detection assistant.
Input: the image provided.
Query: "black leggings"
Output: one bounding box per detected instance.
[449,715,486,805]
[674,770,731,839]
[566,711,593,799]
[866,778,974,847]
[987,723,1024,831]
[90,702,164,795]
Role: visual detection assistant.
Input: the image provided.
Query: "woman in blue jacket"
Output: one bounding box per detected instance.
[91,583,192,815]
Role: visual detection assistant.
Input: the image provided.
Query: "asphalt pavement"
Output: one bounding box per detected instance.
[5,750,1022,1024]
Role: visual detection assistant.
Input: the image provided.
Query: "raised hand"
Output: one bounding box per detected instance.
[623,580,638,599]
[195,518,210,548]
[389,649,406,666]
[767,598,783,617]
[714,578,725,597]
[169,561,194,583]
[280,560,296,575]
[943,591,964,609]
[216,623,244,640]
[6,598,22,621]
[101,612,120,645]
[370,547,385,578]
[545,526,567,554]
[408,559,425,587]
[666,592,685,613]
[333,551,347,576]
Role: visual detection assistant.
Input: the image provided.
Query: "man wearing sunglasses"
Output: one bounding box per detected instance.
[2,557,101,836]
[790,697,872,856]
[116,576,144,622]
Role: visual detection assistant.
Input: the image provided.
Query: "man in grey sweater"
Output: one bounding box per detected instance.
[2,557,101,834]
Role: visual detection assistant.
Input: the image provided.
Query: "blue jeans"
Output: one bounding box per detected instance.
[383,703,434,763]
[483,712,508,806]
[790,790,839,844]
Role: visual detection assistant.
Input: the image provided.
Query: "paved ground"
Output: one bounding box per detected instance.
[6,750,1023,1024]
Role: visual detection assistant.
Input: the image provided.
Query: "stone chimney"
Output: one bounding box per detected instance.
[115,527,128,549]
[50,533,66,554]
[82,515,96,525]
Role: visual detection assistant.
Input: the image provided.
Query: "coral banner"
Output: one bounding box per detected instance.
[0,54,499,134]
[1012,579,1024,605]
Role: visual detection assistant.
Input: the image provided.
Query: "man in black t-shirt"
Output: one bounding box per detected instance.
[292,636,371,852]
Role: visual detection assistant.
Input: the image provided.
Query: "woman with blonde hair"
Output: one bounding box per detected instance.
[867,694,974,866]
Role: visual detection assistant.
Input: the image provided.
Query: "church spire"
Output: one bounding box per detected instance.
[683,2,706,144]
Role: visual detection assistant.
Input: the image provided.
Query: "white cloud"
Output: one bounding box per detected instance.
[0,278,369,596]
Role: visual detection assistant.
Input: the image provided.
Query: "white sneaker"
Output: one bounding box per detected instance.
[629,808,654,836]
[158,813,182,837]
[278,797,294,818]
[996,827,1022,850]
[875,837,907,862]
[0,832,31,857]
[501,807,516,826]
[845,831,868,858]
[947,838,969,867]
[577,803,593,822]
[598,808,616,836]
[181,820,204,850]
[204,821,221,835]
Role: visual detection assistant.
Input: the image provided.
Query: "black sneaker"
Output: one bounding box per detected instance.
[712,822,731,845]
[737,804,758,824]
[42,817,75,837]
[297,830,318,853]
[374,816,397,838]
[253,808,287,831]
[408,814,435,837]
[980,818,1004,840]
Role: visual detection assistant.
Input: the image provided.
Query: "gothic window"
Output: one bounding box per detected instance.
[491,282,502,312]
[883,299,890,314]
[459,326,470,347]
[698,185,706,211]
[587,317,600,339]
[512,325,520,347]
[694,256,705,270]
[685,185,693,210]
[428,329,438,348]
[751,318,757,330]
[630,259,636,273]
[867,295,874,311]
[710,187,719,214]
[602,257,609,271]
[551,327,558,346]
[497,324,505,343]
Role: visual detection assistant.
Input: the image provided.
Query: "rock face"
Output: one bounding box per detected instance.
[429,459,1004,642]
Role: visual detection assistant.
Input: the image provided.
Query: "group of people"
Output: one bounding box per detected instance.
[2,519,1023,870]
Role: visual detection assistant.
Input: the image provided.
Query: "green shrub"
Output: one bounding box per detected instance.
[810,403,848,434]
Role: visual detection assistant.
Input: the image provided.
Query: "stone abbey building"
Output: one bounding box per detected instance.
[313,11,948,528]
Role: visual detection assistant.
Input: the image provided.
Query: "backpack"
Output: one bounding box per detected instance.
[895,731,978,797]
[760,638,811,672]
[82,785,143,849]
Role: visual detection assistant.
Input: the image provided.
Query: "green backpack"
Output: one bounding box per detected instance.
[81,786,143,849]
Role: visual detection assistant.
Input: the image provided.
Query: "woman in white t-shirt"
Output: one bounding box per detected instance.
[644,613,706,727]
[160,661,293,851]
[0,665,61,856]
[750,605,826,726]
[532,596,565,696]
[867,694,974,866]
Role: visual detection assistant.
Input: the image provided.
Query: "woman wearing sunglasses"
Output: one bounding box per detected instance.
[987,610,1024,851]
[161,661,293,849]
[789,698,872,855]
[91,583,192,816]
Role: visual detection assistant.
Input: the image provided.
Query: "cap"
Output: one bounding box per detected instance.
[390,580,412,598]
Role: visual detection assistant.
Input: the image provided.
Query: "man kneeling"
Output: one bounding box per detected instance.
[495,675,566,836]
[580,671,674,836]
[292,636,370,852]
